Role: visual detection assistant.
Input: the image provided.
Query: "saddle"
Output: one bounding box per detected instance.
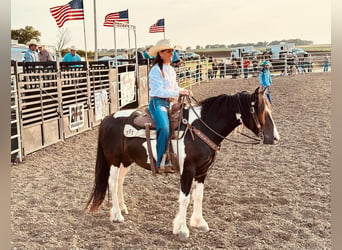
[133,101,183,132]
[131,101,185,176]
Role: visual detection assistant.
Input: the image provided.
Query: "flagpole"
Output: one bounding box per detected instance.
[127,9,131,59]
[113,22,117,68]
[82,19,88,61]
[93,0,98,60]
[163,19,165,39]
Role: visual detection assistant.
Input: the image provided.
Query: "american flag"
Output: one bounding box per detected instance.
[149,19,165,33]
[50,0,84,28]
[103,10,129,27]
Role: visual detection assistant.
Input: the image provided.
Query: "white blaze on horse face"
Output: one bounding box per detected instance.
[113,109,136,118]
[265,105,280,141]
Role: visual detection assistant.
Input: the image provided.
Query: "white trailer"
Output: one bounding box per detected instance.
[230,46,254,59]
[266,42,295,59]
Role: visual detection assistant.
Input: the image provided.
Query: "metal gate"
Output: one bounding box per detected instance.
[11,70,22,162]
[16,61,62,155]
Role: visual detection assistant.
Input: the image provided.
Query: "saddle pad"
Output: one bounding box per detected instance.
[124,124,157,139]
[123,124,185,139]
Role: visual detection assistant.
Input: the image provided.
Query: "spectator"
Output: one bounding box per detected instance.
[259,60,283,104]
[231,60,238,79]
[293,54,299,72]
[303,54,312,73]
[62,46,82,62]
[219,61,225,78]
[171,48,183,67]
[38,44,54,62]
[122,50,129,59]
[24,39,39,62]
[323,54,329,72]
[212,60,218,78]
[143,46,153,59]
[207,68,213,80]
[298,56,305,74]
[259,61,273,103]
[196,64,202,82]
[243,57,251,79]
[252,57,259,77]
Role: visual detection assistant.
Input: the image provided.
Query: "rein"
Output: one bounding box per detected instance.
[185,95,262,145]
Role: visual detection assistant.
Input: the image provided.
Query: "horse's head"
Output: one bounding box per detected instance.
[242,87,280,144]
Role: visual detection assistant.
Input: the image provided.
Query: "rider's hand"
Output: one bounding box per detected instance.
[179,88,192,96]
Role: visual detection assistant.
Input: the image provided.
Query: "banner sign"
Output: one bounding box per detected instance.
[69,104,84,130]
[94,89,108,121]
[119,71,135,107]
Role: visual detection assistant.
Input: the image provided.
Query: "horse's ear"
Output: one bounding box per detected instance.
[261,87,267,95]
[254,87,261,96]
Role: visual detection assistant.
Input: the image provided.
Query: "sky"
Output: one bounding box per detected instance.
[11,0,331,51]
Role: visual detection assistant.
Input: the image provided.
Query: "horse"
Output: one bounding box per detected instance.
[85,87,280,239]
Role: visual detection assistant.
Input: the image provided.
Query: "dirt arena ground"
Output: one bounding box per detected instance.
[11,72,331,249]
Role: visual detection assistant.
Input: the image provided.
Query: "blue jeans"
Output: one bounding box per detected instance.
[262,86,272,104]
[148,98,170,167]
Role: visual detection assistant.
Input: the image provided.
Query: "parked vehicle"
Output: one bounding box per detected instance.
[183,52,200,60]
[266,43,295,59]
[11,44,26,62]
[291,48,308,56]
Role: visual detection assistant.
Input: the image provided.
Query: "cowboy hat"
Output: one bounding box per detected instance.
[261,61,270,66]
[149,39,176,56]
[26,39,39,46]
[70,45,77,51]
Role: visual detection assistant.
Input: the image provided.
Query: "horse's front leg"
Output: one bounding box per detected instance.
[173,168,194,239]
[108,165,124,222]
[117,164,130,214]
[190,180,209,232]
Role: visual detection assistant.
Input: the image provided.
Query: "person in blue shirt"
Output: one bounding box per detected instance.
[259,61,273,104]
[148,39,191,173]
[143,46,152,59]
[24,39,39,62]
[62,46,82,62]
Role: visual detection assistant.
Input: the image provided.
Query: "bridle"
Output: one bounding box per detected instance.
[185,94,263,145]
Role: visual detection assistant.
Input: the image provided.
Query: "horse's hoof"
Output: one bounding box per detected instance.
[121,205,128,215]
[190,217,209,231]
[179,231,189,240]
[110,212,124,222]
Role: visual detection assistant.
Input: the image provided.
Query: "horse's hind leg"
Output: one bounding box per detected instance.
[108,165,124,222]
[190,180,209,232]
[118,163,130,214]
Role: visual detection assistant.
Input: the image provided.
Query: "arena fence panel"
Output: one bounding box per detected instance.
[16,61,62,155]
[11,64,22,163]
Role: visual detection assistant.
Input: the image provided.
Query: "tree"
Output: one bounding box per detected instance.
[11,26,41,44]
[56,28,71,52]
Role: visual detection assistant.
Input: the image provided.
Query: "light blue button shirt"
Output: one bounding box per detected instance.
[24,49,39,62]
[62,52,82,62]
[149,64,180,98]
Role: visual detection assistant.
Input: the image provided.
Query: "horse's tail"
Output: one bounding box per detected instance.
[85,127,111,212]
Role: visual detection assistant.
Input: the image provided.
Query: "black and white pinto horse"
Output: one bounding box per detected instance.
[85,87,280,239]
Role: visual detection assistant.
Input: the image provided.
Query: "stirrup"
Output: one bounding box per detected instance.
[157,165,175,174]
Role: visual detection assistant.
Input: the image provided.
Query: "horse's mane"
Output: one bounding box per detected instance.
[199,91,251,114]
